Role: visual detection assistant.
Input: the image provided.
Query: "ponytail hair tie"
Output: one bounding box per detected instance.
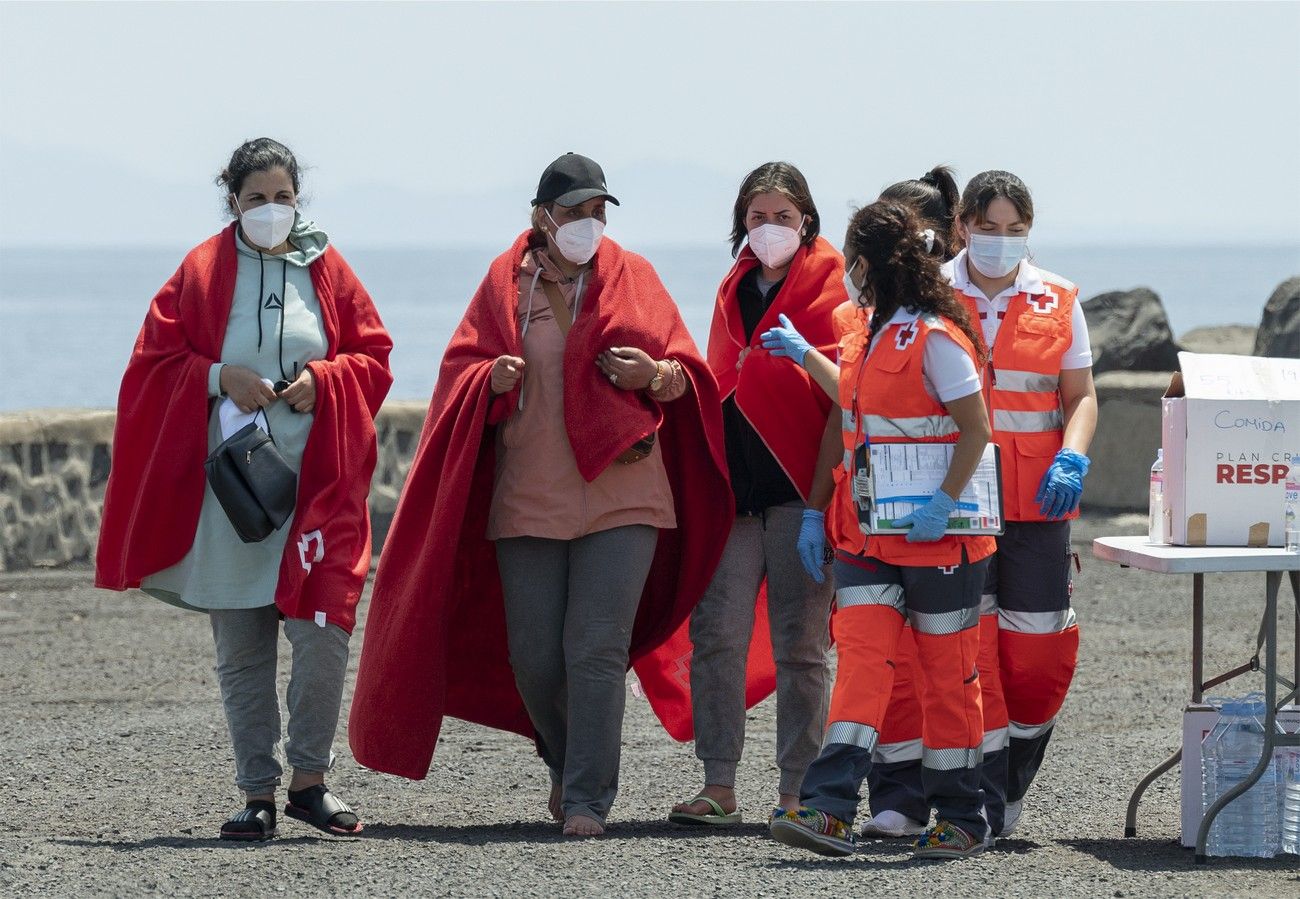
[921,228,935,253]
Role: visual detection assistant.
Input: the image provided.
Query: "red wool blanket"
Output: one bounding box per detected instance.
[634,236,845,739]
[95,224,393,632]
[348,232,731,779]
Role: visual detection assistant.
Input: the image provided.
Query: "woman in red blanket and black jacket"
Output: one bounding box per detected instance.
[662,162,843,826]
[96,138,393,841]
[349,153,731,838]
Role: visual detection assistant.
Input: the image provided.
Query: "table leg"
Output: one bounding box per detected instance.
[1125,749,1181,838]
[1291,571,1299,696]
[1195,570,1282,863]
[1192,573,1204,702]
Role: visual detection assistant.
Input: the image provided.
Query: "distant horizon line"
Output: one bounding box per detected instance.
[3,240,1299,253]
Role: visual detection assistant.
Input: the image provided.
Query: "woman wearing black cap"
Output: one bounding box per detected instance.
[349,153,731,838]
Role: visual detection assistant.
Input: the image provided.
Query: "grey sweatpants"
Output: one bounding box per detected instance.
[688,503,834,796]
[209,605,350,795]
[495,524,658,825]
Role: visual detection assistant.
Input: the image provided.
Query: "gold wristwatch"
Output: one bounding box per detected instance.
[648,361,667,393]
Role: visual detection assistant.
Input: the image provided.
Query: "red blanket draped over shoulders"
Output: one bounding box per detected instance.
[94,223,394,633]
[633,236,846,740]
[348,232,731,779]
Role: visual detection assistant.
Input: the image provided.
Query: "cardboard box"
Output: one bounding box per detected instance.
[1161,352,1300,546]
[1180,703,1300,847]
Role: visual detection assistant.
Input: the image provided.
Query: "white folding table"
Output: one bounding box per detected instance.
[1091,535,1300,862]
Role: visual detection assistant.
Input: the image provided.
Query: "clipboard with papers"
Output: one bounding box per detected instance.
[855,442,1004,536]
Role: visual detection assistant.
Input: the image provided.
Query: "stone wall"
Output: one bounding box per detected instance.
[0,410,115,572]
[367,401,427,550]
[1086,372,1169,511]
[0,403,429,573]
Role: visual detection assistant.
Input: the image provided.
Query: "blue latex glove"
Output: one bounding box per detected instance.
[1035,448,1091,519]
[797,508,827,583]
[759,314,813,367]
[895,489,957,543]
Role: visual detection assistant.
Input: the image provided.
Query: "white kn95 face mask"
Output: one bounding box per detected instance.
[237,200,296,250]
[748,222,802,269]
[546,210,605,264]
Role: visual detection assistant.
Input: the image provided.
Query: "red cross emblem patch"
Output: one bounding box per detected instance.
[894,322,919,350]
[1027,286,1060,315]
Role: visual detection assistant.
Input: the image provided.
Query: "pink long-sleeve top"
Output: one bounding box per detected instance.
[486,250,686,541]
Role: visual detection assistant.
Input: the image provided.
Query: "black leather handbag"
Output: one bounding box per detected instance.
[203,415,298,544]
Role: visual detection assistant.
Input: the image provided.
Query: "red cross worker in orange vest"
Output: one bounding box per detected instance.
[869,170,1099,841]
[762,200,996,860]
[854,167,999,841]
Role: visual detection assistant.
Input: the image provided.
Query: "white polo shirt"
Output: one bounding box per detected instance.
[867,307,982,404]
[941,250,1093,370]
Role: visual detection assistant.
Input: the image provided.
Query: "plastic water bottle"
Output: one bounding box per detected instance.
[1280,715,1300,854]
[1148,449,1165,543]
[1201,696,1281,857]
[1284,453,1300,552]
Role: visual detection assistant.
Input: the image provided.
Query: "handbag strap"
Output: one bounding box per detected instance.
[255,406,274,441]
[540,278,573,337]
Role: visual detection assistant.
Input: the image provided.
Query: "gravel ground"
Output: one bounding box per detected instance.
[3,513,1299,897]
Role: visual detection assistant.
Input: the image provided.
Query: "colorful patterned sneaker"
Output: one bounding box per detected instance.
[912,820,986,860]
[769,806,855,857]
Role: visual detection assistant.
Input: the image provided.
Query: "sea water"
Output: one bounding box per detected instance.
[2,242,1297,412]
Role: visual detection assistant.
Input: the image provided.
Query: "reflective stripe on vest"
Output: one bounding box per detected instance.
[992,408,1064,433]
[994,368,1060,393]
[863,413,960,440]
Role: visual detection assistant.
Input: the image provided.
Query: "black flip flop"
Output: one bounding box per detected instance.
[219,800,277,841]
[284,785,363,836]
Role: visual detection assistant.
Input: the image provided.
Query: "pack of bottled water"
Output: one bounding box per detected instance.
[1200,693,1300,857]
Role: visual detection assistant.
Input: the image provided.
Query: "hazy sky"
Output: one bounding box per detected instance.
[2,1,1298,248]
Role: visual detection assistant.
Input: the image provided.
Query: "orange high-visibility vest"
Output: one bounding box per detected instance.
[829,302,996,567]
[955,274,1078,522]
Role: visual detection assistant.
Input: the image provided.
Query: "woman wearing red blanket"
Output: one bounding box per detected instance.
[349,153,730,838]
[665,162,842,826]
[95,138,393,841]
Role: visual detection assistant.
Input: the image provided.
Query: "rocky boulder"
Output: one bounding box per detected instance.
[1179,325,1257,357]
[1253,276,1300,358]
[1081,287,1182,374]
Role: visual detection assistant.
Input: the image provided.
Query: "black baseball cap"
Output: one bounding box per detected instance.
[531,153,620,208]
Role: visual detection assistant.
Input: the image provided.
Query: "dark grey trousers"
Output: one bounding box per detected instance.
[687,504,833,795]
[495,524,658,824]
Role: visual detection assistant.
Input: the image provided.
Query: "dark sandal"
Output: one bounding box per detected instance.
[219,800,277,841]
[285,785,363,835]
